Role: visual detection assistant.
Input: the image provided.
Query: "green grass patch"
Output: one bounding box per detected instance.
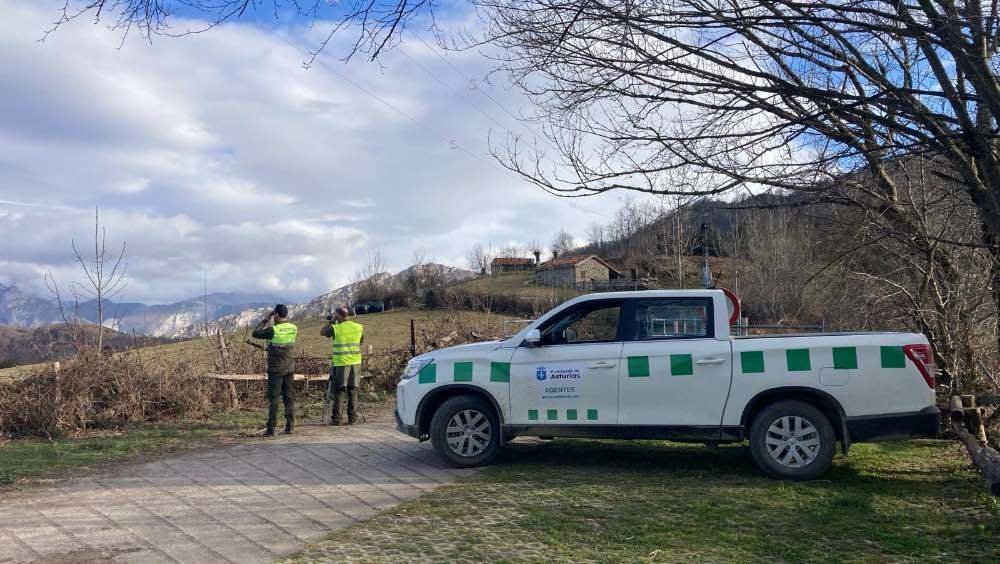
[0,402,321,487]
[287,439,1000,563]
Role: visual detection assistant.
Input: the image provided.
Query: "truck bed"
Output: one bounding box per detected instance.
[732,331,902,339]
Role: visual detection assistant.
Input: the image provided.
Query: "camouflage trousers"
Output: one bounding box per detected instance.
[265,371,295,430]
[329,364,359,423]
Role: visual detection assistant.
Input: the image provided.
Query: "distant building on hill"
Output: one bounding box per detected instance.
[534,255,624,288]
[490,257,535,275]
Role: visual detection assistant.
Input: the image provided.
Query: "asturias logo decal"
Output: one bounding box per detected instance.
[536,366,548,381]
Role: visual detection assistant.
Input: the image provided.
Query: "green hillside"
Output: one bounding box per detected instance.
[0,308,511,380]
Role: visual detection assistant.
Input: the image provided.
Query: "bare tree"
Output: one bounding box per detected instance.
[45,0,430,61]
[407,247,429,293]
[59,207,128,350]
[411,247,427,268]
[496,244,525,259]
[354,249,388,301]
[585,222,607,256]
[465,242,495,274]
[662,197,696,287]
[550,229,575,257]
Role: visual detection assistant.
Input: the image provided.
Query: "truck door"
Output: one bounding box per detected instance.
[618,297,732,428]
[508,299,624,427]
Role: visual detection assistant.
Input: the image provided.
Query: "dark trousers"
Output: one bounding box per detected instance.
[266,372,295,430]
[330,365,359,423]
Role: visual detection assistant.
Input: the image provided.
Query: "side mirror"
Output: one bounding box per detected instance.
[524,329,542,347]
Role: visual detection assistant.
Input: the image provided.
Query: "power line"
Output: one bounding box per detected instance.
[268,28,504,174]
[396,46,513,135]
[413,36,547,141]
[270,29,612,220]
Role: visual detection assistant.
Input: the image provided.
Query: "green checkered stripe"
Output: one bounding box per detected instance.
[738,346,907,374]
[626,354,694,377]
[528,408,599,422]
[417,361,512,384]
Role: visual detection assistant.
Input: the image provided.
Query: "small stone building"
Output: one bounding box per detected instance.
[491,257,535,275]
[534,255,623,287]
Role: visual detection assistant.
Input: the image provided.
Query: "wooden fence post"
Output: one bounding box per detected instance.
[410,319,416,358]
[216,329,230,373]
[52,361,61,406]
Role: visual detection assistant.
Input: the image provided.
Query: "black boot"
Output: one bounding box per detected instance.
[261,427,275,437]
[284,420,294,435]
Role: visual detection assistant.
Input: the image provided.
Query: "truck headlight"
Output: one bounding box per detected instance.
[401,358,433,381]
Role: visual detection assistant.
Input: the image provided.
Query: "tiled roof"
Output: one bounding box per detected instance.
[491,257,535,266]
[536,255,623,275]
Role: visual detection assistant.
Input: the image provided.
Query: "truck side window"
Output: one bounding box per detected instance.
[542,303,621,345]
[632,299,712,339]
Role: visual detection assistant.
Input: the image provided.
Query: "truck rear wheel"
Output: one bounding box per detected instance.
[430,395,500,468]
[749,400,835,480]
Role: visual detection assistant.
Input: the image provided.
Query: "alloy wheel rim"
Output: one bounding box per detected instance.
[446,409,491,457]
[765,415,820,468]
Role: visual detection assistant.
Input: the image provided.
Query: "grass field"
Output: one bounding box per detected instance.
[0,406,264,487]
[287,439,1000,563]
[0,308,511,379]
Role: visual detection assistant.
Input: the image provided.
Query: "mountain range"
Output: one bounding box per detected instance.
[0,284,283,338]
[0,263,476,339]
[205,263,477,336]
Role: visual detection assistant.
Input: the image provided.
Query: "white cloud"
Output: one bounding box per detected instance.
[0,0,626,303]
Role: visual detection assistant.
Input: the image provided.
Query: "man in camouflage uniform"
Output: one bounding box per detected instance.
[321,305,364,425]
[252,304,297,436]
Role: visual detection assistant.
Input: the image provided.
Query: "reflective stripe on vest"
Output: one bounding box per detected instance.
[270,322,298,346]
[331,320,363,366]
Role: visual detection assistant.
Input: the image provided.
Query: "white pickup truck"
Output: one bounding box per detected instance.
[394,290,940,479]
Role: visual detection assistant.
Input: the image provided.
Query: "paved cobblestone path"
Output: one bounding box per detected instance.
[0,414,478,563]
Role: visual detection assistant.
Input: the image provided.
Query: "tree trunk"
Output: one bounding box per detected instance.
[950,396,1000,496]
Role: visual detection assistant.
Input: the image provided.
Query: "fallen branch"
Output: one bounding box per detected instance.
[950,396,1000,496]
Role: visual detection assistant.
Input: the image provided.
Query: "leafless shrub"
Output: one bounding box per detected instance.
[0,348,224,437]
[466,242,496,274]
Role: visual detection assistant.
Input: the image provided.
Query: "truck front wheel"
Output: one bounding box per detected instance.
[430,395,500,468]
[749,400,835,480]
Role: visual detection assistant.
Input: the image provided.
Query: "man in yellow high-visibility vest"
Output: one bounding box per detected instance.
[321,305,364,425]
[251,304,297,436]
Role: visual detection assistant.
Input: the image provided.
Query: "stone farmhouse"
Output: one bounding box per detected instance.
[533,254,624,288]
[490,257,536,275]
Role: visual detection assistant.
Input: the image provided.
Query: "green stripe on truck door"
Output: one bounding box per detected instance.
[627,356,650,377]
[741,351,765,374]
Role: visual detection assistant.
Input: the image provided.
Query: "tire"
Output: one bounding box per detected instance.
[749,400,836,480]
[430,395,501,468]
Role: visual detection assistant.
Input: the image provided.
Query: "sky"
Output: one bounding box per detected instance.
[0,0,627,304]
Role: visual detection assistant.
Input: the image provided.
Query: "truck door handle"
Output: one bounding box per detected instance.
[588,361,617,369]
[695,357,727,365]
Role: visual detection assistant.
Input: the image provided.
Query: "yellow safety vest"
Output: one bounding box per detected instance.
[332,320,363,366]
[270,322,297,346]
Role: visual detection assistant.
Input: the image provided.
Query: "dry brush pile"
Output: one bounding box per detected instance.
[0,311,511,437]
[0,348,225,437]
